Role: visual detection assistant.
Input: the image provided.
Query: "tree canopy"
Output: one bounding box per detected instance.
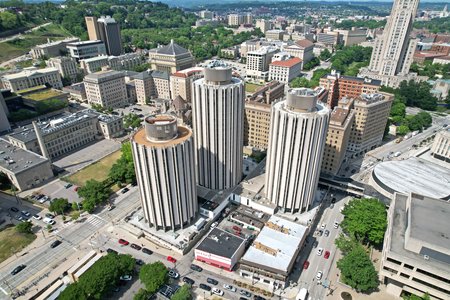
[318,48,332,61]
[171,284,192,300]
[134,288,151,300]
[139,262,168,294]
[341,198,387,245]
[382,80,438,111]
[336,243,379,292]
[123,113,142,129]
[109,142,136,185]
[330,45,372,76]
[16,221,33,234]
[59,253,134,300]
[77,180,112,213]
[49,198,70,215]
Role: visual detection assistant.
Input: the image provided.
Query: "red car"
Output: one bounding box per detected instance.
[118,239,129,246]
[324,251,330,259]
[167,256,177,263]
[303,260,310,270]
[74,186,79,192]
[232,225,241,231]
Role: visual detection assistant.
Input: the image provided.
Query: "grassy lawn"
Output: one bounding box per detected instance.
[65,150,122,187]
[0,24,73,64]
[245,83,263,93]
[0,225,36,263]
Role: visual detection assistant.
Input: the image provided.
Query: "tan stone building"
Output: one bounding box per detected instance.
[348,92,393,156]
[170,67,204,103]
[134,71,154,105]
[269,56,302,83]
[97,114,124,139]
[84,69,127,108]
[244,81,285,150]
[321,104,355,175]
[265,29,286,41]
[284,39,314,65]
[46,56,78,80]
[0,139,53,191]
[152,70,171,100]
[246,46,279,81]
[256,19,271,33]
[1,67,63,92]
[149,40,195,74]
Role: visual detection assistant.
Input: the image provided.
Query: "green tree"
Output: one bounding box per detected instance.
[403,293,431,300]
[290,77,311,88]
[134,288,151,300]
[109,142,136,185]
[0,11,18,29]
[71,211,80,221]
[405,115,423,132]
[139,262,168,293]
[319,48,332,61]
[335,234,359,255]
[303,57,320,71]
[58,282,87,300]
[123,113,142,129]
[77,180,111,212]
[341,198,387,245]
[337,244,379,292]
[49,198,70,215]
[16,221,33,234]
[397,125,410,136]
[416,112,432,129]
[171,284,192,300]
[390,101,406,118]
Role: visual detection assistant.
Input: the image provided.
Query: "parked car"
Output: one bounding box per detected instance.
[190,264,203,272]
[121,187,129,194]
[313,241,318,248]
[324,251,330,259]
[207,278,218,285]
[324,230,330,237]
[253,296,266,300]
[199,284,211,291]
[107,205,115,211]
[10,207,19,212]
[142,248,153,255]
[223,284,236,292]
[45,213,54,219]
[39,196,49,204]
[320,223,326,229]
[118,239,129,246]
[212,288,224,296]
[232,225,241,231]
[303,260,310,270]
[11,264,26,275]
[21,211,31,218]
[33,214,42,220]
[43,217,56,225]
[135,259,144,266]
[130,243,142,250]
[107,248,118,254]
[334,221,339,229]
[167,256,177,263]
[120,275,132,281]
[183,277,195,285]
[64,183,73,189]
[50,240,62,248]
[168,270,179,279]
[240,290,252,297]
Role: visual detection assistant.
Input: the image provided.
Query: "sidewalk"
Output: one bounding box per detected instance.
[325,249,397,300]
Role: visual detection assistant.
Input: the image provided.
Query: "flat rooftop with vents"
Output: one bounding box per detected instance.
[0,138,53,191]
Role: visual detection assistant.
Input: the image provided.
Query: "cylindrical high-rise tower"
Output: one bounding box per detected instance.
[265,88,330,213]
[131,115,197,231]
[192,61,244,190]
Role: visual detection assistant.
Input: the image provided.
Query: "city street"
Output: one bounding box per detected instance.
[0,187,140,298]
[294,191,349,300]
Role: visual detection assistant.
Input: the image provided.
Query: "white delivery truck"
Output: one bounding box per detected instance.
[296,288,308,300]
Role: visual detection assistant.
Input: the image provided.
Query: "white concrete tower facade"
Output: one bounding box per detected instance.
[265,88,330,213]
[368,0,419,77]
[192,61,244,190]
[131,115,197,231]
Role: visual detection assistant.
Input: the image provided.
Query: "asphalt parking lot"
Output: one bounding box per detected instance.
[35,180,82,206]
[53,139,121,174]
